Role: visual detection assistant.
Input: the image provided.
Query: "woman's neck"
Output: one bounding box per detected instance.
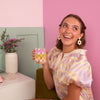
[62,45,77,53]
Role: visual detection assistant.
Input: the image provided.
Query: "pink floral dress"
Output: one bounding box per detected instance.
[48,47,94,100]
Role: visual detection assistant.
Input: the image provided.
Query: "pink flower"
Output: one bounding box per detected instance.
[3,43,6,46]
[1,29,24,53]
[4,50,8,53]
[8,39,13,42]
[13,39,18,41]
[14,44,18,47]
[5,42,10,45]
[8,46,11,48]
[8,38,18,42]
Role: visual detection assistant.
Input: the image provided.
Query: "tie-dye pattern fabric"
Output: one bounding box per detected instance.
[48,47,94,100]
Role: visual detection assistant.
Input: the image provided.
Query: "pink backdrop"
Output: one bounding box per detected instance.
[0,0,43,27]
[43,0,100,100]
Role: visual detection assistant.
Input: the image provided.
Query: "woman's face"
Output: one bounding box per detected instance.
[59,17,83,48]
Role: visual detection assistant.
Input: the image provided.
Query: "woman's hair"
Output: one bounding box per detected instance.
[56,14,86,50]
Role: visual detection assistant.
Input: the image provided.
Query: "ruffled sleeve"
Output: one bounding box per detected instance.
[48,47,61,69]
[63,54,93,88]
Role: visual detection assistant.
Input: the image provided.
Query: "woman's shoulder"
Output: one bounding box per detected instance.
[48,46,61,58]
[63,49,87,60]
[49,46,61,54]
[49,46,61,52]
[70,49,87,56]
[68,49,91,69]
[64,49,90,66]
[69,49,87,58]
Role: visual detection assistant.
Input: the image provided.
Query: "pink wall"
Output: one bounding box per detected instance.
[43,0,100,100]
[0,0,43,27]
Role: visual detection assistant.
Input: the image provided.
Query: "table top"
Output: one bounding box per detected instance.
[0,72,34,88]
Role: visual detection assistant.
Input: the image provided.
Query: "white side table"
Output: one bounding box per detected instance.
[0,72,35,100]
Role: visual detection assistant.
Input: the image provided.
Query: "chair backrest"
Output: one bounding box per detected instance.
[35,68,59,99]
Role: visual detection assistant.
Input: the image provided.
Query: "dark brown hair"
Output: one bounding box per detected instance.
[56,14,86,50]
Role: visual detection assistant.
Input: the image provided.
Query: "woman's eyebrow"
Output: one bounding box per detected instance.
[62,23,68,25]
[71,24,79,28]
[63,22,80,28]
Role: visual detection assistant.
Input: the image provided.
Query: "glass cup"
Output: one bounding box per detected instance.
[34,48,46,64]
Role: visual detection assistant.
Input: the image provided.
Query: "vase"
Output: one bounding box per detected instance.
[5,52,18,74]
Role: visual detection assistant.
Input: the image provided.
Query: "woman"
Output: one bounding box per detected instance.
[32,14,94,100]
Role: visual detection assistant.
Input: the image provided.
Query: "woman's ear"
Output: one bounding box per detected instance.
[80,33,83,38]
[59,27,61,33]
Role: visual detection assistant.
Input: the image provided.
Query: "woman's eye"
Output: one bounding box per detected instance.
[73,27,78,30]
[63,24,67,28]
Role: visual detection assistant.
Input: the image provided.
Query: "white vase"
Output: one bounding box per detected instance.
[5,52,18,74]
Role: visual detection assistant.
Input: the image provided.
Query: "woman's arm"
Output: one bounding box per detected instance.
[32,49,55,89]
[62,83,82,100]
[42,62,54,90]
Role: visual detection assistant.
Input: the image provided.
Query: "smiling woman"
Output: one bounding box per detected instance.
[32,14,94,100]
[56,14,86,51]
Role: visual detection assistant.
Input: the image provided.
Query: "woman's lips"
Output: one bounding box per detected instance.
[63,35,72,39]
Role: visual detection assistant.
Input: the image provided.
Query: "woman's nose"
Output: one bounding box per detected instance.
[65,27,72,33]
